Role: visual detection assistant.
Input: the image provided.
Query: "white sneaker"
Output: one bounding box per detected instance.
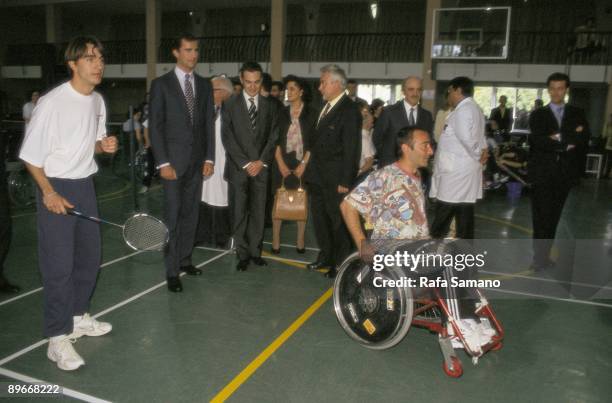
[478,318,497,339]
[459,319,484,353]
[71,313,112,338]
[448,319,485,353]
[47,335,84,371]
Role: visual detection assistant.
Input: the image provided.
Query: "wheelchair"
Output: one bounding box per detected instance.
[333,239,504,378]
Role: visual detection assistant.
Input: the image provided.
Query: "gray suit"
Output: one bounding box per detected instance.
[222,93,279,260]
[149,70,214,277]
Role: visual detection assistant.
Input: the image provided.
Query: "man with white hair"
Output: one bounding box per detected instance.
[373,76,433,167]
[197,76,234,248]
[304,64,361,278]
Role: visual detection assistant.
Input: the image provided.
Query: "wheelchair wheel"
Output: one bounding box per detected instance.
[7,169,35,207]
[442,356,463,378]
[333,252,413,350]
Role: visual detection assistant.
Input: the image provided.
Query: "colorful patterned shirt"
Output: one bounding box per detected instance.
[345,163,429,240]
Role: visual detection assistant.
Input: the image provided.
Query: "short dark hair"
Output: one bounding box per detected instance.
[546,72,570,88]
[370,98,385,110]
[283,75,311,103]
[239,61,263,77]
[355,99,369,111]
[271,81,284,91]
[448,76,474,97]
[395,126,426,159]
[64,35,104,64]
[172,33,198,51]
[347,79,357,85]
[261,72,272,92]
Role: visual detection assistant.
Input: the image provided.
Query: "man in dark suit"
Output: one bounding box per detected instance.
[373,76,433,167]
[346,79,368,105]
[305,64,361,278]
[489,95,513,133]
[222,62,279,271]
[528,72,590,271]
[149,33,215,292]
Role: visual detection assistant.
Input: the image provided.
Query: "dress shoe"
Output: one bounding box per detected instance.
[271,248,281,254]
[180,265,202,276]
[307,261,328,271]
[236,259,249,271]
[324,268,338,278]
[167,276,183,292]
[0,279,20,294]
[251,257,268,266]
[296,248,306,254]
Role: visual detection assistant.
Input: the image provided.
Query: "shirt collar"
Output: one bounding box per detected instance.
[243,91,259,107]
[326,92,345,109]
[550,102,565,112]
[403,100,418,110]
[455,97,470,109]
[174,66,193,82]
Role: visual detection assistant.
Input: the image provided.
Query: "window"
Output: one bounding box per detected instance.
[473,85,570,131]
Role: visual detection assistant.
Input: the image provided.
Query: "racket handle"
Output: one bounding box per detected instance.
[68,209,123,228]
[67,209,103,224]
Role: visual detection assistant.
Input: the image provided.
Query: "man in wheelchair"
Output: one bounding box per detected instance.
[340,126,497,354]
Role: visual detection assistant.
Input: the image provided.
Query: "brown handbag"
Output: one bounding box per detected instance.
[272,175,308,221]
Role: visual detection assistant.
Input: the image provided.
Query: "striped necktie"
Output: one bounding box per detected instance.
[184,73,194,123]
[248,97,257,130]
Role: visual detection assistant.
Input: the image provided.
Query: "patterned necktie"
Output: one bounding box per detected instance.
[184,74,194,123]
[317,102,332,127]
[248,97,257,130]
[408,107,415,126]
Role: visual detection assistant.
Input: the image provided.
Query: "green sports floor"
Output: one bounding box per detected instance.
[1,164,611,403]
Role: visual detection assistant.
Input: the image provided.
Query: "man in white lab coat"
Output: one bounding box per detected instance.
[430,77,487,239]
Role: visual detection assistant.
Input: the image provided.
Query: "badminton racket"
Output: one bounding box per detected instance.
[68,210,169,251]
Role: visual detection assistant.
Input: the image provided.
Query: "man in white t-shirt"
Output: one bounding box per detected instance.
[22,90,40,130]
[19,36,118,371]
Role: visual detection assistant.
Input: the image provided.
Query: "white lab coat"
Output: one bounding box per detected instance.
[201,112,228,206]
[430,97,486,203]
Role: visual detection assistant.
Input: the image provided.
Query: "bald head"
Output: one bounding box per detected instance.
[402,76,423,107]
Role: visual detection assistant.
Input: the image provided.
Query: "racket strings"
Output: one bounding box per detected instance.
[123,215,168,251]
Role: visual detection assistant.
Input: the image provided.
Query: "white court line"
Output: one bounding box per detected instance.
[262,241,319,252]
[195,246,227,253]
[195,246,314,268]
[0,250,145,308]
[260,242,612,291]
[0,287,43,308]
[484,287,612,309]
[481,269,612,291]
[0,367,111,403]
[0,250,230,369]
[258,253,612,309]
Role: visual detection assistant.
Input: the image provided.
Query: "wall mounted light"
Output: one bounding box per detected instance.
[370,2,378,20]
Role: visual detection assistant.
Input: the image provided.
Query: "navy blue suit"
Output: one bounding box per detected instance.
[150,70,215,277]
